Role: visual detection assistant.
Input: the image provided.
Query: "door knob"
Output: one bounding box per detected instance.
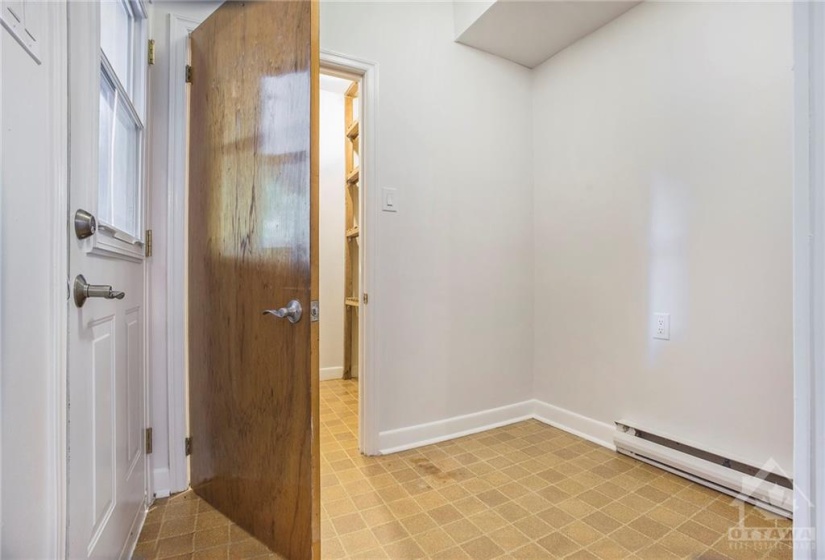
[73,274,125,308]
[262,300,302,324]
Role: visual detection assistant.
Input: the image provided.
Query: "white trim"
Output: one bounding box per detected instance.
[152,468,171,499]
[793,2,825,555]
[377,399,615,456]
[379,401,535,455]
[49,1,69,554]
[320,50,380,456]
[533,401,615,450]
[320,367,344,381]
[1,13,5,552]
[164,13,201,496]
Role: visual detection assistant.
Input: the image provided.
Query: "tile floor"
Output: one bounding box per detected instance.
[133,490,282,559]
[137,379,793,559]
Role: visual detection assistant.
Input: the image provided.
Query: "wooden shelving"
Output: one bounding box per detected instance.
[343,79,360,380]
[346,120,359,140]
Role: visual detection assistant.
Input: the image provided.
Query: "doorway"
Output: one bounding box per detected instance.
[319,52,378,457]
[319,72,363,460]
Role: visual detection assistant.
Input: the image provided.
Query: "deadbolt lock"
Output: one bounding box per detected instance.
[74,209,97,240]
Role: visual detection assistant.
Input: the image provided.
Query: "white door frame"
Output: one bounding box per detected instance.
[48,3,69,555]
[793,2,825,555]
[320,50,380,456]
[161,11,201,497]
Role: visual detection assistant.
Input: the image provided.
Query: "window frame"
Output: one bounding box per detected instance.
[91,0,148,262]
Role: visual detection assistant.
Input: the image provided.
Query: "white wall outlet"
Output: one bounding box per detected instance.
[653,313,670,340]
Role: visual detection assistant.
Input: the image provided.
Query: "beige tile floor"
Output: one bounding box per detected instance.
[137,379,793,559]
[133,490,282,559]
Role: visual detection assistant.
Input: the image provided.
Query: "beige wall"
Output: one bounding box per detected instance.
[322,2,536,434]
[319,84,347,380]
[531,2,794,471]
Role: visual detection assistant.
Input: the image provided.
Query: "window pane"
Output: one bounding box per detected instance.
[112,99,140,237]
[100,0,132,94]
[98,75,116,226]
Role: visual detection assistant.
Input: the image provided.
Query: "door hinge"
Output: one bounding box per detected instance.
[145,428,153,455]
[185,65,192,83]
[148,39,155,65]
[185,436,192,456]
[363,293,369,305]
[145,229,153,257]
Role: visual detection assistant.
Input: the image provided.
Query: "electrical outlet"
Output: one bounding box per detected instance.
[653,313,670,340]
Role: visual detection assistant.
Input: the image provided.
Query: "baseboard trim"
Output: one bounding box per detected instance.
[153,467,171,499]
[378,399,615,455]
[320,366,344,381]
[379,400,535,454]
[532,400,616,450]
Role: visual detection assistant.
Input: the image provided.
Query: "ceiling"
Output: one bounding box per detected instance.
[455,1,640,69]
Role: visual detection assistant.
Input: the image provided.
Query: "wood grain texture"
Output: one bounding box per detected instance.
[187,2,319,558]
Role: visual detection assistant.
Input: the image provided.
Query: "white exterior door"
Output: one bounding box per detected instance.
[66,2,149,558]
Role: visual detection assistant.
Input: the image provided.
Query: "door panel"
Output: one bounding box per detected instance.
[187,2,320,558]
[66,3,147,557]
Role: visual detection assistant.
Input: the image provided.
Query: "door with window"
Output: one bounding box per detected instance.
[187,2,320,558]
[66,1,149,557]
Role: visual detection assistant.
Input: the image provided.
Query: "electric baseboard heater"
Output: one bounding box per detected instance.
[614,421,793,518]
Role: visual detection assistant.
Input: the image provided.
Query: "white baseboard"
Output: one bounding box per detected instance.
[153,467,171,499]
[532,400,616,450]
[320,366,344,381]
[377,399,615,455]
[378,400,535,454]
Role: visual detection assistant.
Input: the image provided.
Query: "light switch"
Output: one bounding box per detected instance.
[382,188,398,213]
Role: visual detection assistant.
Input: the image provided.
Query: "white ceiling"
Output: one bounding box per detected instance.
[456,1,640,69]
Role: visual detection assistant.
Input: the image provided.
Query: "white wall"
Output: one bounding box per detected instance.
[1,2,66,554]
[532,2,794,471]
[322,2,535,433]
[319,83,346,380]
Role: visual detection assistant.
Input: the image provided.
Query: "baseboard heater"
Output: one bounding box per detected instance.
[613,420,793,518]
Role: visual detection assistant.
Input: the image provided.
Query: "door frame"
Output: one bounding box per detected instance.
[320,50,380,456]
[793,2,825,554]
[159,12,201,497]
[48,3,69,555]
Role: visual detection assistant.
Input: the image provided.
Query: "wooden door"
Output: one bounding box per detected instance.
[187,2,320,558]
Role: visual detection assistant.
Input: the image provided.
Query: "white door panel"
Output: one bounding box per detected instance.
[67,2,148,558]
